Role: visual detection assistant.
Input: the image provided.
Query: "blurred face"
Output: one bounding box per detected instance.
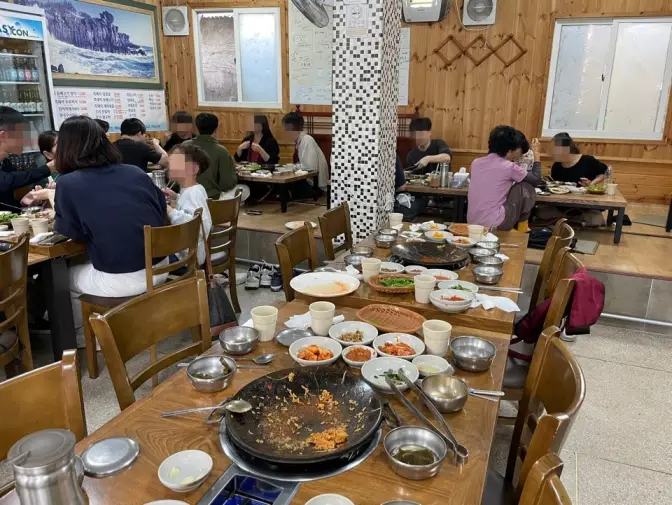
[0,123,26,155]
[168,152,199,181]
[505,147,522,162]
[44,137,57,160]
[175,122,192,135]
[413,129,431,147]
[552,143,571,163]
[253,121,263,135]
[284,125,301,142]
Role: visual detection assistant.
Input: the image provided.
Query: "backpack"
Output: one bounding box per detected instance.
[528,227,553,250]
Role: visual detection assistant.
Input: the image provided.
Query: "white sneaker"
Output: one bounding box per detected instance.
[559,329,576,342]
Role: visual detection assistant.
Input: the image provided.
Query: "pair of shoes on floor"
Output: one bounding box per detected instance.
[245,263,283,291]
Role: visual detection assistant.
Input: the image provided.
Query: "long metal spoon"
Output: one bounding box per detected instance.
[227,353,275,365]
[161,399,252,418]
[177,362,267,370]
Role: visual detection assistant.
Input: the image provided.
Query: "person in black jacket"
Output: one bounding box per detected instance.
[0,107,54,211]
[234,115,280,165]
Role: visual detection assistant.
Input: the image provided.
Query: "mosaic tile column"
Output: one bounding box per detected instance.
[331,0,402,242]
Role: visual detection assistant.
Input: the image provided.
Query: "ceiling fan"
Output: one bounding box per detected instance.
[291,0,334,29]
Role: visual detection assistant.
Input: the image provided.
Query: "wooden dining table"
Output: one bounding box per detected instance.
[237,168,319,213]
[299,228,529,335]
[0,300,510,505]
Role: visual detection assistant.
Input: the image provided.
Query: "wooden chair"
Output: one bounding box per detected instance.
[484,327,585,504]
[207,194,242,313]
[81,210,202,380]
[275,223,319,301]
[519,454,572,505]
[318,201,353,261]
[0,234,33,376]
[89,271,212,411]
[529,219,575,308]
[0,350,85,462]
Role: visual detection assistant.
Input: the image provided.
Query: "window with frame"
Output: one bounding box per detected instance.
[193,7,282,108]
[542,17,672,141]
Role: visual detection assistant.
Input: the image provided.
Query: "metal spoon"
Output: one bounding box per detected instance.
[468,388,505,401]
[177,361,267,369]
[234,353,275,365]
[161,399,252,418]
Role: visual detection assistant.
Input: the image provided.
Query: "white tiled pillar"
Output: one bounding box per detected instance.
[330,0,401,241]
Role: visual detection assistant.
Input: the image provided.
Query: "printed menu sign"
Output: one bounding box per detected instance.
[53,87,168,132]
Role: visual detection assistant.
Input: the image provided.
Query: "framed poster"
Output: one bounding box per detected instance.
[14,0,162,88]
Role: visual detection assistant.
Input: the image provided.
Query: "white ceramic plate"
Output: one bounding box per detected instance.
[404,265,427,275]
[306,494,355,505]
[424,230,454,242]
[448,236,477,249]
[285,221,318,230]
[379,262,405,274]
[412,355,453,378]
[289,336,342,367]
[290,272,360,298]
[342,345,376,368]
[329,321,378,346]
[424,269,459,281]
[429,289,475,313]
[373,333,425,360]
[400,231,423,239]
[420,222,447,232]
[483,232,499,242]
[361,357,420,393]
[437,280,479,293]
[158,450,212,493]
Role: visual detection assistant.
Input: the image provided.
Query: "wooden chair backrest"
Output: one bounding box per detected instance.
[318,202,353,261]
[144,209,202,291]
[519,454,572,505]
[507,327,586,498]
[0,233,29,335]
[530,219,575,307]
[206,195,241,275]
[89,271,212,411]
[275,223,318,301]
[542,248,584,329]
[0,350,85,460]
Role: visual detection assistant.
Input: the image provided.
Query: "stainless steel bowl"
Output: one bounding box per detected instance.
[477,256,504,268]
[350,246,374,257]
[421,374,469,413]
[469,247,496,263]
[383,426,447,480]
[343,253,368,272]
[186,356,237,393]
[377,228,400,237]
[374,234,398,249]
[219,327,259,355]
[450,336,496,372]
[20,206,42,215]
[472,265,504,285]
[476,241,500,253]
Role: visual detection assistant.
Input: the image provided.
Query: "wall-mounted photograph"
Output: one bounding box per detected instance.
[14,0,161,86]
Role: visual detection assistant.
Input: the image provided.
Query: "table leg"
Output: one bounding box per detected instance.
[312,176,319,201]
[666,200,672,233]
[606,209,615,226]
[614,207,625,244]
[456,196,466,223]
[40,257,76,360]
[280,185,289,213]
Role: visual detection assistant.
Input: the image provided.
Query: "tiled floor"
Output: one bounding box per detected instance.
[2,271,671,505]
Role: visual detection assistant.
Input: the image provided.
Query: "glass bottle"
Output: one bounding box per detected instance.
[16,58,25,81]
[31,59,38,82]
[35,89,43,113]
[9,58,18,82]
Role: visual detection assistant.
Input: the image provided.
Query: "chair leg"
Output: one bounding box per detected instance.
[228,261,241,313]
[81,302,99,379]
[150,345,159,388]
[497,387,523,425]
[18,313,34,372]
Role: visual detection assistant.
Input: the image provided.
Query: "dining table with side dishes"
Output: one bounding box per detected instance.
[236,166,320,213]
[0,300,511,505]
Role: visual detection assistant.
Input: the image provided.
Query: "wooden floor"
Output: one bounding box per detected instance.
[238,200,327,238]
[599,202,670,239]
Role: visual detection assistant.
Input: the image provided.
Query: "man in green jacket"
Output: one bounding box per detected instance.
[185,113,237,199]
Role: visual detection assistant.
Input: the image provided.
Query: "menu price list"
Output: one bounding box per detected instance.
[53,87,168,132]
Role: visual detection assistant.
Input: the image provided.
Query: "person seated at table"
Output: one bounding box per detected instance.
[468,125,541,232]
[282,111,328,198]
[114,118,169,171]
[163,111,195,152]
[406,117,452,174]
[393,154,428,220]
[162,143,212,267]
[235,114,280,165]
[550,132,608,187]
[21,130,60,206]
[0,107,56,211]
[54,116,169,346]
[94,119,110,136]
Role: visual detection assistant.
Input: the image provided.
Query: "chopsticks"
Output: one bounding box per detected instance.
[476,286,523,294]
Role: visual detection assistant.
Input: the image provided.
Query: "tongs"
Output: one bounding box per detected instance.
[385,371,469,465]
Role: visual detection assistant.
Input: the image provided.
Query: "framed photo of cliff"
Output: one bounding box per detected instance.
[13,0,162,88]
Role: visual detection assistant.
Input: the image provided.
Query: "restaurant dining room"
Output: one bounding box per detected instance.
[3,0,672,504]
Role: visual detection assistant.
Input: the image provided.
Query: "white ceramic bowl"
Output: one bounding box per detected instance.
[412,355,454,378]
[342,345,376,368]
[158,450,213,493]
[373,333,425,360]
[329,321,378,346]
[379,262,405,274]
[448,236,477,249]
[420,222,447,231]
[306,494,355,505]
[429,289,475,313]
[361,357,420,393]
[424,269,458,281]
[437,280,479,293]
[404,265,427,275]
[424,230,453,243]
[289,336,342,367]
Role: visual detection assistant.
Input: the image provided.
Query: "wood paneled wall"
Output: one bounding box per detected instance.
[158,0,672,203]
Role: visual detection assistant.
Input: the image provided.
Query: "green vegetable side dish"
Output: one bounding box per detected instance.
[0,213,18,224]
[379,277,415,288]
[453,285,470,291]
[587,184,605,192]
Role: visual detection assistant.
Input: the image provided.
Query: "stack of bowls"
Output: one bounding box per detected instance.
[186,356,237,393]
[469,247,496,263]
[374,233,398,249]
[450,336,496,372]
[429,289,475,314]
[219,327,259,355]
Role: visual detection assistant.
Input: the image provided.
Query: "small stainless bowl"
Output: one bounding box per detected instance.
[450,336,496,372]
[219,327,259,355]
[186,356,237,393]
[476,241,500,253]
[374,234,398,249]
[477,256,504,268]
[472,265,504,285]
[421,374,469,413]
[383,426,447,480]
[350,246,374,257]
[469,247,496,263]
[343,253,368,272]
[276,328,313,347]
[377,228,399,237]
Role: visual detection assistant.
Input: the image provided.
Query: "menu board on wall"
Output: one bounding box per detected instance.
[289,2,411,106]
[53,87,168,132]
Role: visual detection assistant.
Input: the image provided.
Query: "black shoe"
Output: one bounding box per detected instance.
[270,271,284,292]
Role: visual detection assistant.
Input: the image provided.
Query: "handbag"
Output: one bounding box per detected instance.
[201,220,237,336]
